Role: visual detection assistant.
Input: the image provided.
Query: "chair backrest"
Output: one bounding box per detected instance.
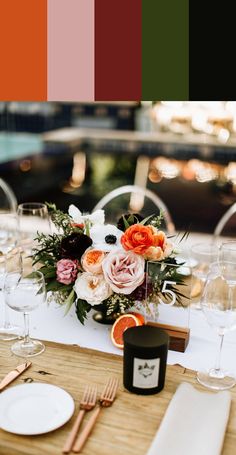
[92,185,175,234]
[213,202,236,240]
[0,177,18,212]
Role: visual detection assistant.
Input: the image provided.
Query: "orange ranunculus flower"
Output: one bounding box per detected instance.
[145,231,173,261]
[144,246,165,261]
[81,249,106,274]
[121,224,161,255]
[121,224,173,259]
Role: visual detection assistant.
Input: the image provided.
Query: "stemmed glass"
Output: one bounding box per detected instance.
[190,243,219,307]
[197,262,236,390]
[17,203,51,255]
[220,241,236,263]
[0,216,22,341]
[219,242,236,315]
[0,212,18,255]
[4,270,46,357]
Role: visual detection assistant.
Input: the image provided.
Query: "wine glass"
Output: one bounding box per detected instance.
[0,248,23,341]
[17,203,51,255]
[0,212,18,255]
[4,270,46,357]
[197,262,236,390]
[190,243,219,307]
[0,212,18,293]
[220,241,236,263]
[219,244,236,320]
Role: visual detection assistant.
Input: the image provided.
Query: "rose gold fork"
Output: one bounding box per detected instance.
[62,384,97,454]
[72,377,119,453]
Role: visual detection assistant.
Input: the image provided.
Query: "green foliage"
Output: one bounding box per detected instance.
[122,212,164,230]
[46,202,83,236]
[102,293,134,315]
[75,299,91,325]
[175,230,190,244]
[45,279,72,293]
[122,215,131,230]
[146,211,164,230]
[148,262,188,306]
[33,232,62,266]
[64,289,76,315]
[38,265,57,279]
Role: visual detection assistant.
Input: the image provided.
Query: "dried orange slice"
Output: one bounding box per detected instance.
[111,313,145,349]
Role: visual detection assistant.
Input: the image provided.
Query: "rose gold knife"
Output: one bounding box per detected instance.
[0,362,32,392]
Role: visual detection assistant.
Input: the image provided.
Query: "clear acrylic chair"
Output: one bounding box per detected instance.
[213,202,236,242]
[92,185,175,234]
[0,177,17,212]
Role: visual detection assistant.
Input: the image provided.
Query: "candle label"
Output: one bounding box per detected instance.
[133,357,160,389]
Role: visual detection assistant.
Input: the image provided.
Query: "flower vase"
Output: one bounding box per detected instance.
[92,303,120,325]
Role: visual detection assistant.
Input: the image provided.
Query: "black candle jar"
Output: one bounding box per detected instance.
[123,325,169,395]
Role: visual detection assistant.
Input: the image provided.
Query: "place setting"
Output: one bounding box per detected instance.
[0,364,119,453]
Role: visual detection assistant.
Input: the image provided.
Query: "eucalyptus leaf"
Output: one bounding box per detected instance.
[140,215,154,225]
[122,216,130,230]
[64,289,76,316]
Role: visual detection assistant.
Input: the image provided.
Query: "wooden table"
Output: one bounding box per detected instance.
[0,340,236,455]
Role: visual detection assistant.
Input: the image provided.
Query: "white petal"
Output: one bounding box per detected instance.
[68,205,83,223]
[88,210,105,225]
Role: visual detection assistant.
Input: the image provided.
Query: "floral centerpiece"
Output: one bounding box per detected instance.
[33,204,185,324]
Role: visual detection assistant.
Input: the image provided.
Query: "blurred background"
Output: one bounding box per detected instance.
[1,101,236,233]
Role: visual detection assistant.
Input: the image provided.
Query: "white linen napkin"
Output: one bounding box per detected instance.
[147,382,231,455]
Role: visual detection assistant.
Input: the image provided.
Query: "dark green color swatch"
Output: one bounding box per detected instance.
[142,0,189,100]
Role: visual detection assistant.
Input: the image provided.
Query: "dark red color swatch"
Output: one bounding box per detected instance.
[95,0,142,101]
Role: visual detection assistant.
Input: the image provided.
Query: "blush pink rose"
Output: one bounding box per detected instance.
[102,249,145,295]
[56,259,79,285]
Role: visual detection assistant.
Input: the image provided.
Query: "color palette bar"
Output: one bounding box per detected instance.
[48,0,94,101]
[95,0,142,101]
[0,0,47,101]
[142,0,189,100]
[0,0,190,101]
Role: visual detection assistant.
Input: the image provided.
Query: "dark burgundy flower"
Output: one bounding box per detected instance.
[117,213,144,232]
[60,233,92,260]
[130,273,153,301]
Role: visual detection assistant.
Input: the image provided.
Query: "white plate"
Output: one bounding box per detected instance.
[0,383,75,435]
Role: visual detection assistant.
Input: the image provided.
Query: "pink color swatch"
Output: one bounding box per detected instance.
[48,0,94,101]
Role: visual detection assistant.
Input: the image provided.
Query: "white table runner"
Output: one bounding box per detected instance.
[1,231,235,374]
[1,293,236,376]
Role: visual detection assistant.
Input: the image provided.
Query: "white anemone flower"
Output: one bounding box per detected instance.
[68,205,105,225]
[90,224,123,252]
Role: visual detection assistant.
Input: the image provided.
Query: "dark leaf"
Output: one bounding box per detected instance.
[75,299,91,325]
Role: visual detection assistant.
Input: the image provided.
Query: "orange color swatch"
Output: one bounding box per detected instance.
[0,0,47,100]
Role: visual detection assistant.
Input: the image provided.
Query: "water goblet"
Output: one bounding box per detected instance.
[0,212,18,255]
[220,241,236,263]
[17,203,51,255]
[190,243,219,307]
[0,248,23,340]
[197,262,236,390]
[4,270,46,357]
